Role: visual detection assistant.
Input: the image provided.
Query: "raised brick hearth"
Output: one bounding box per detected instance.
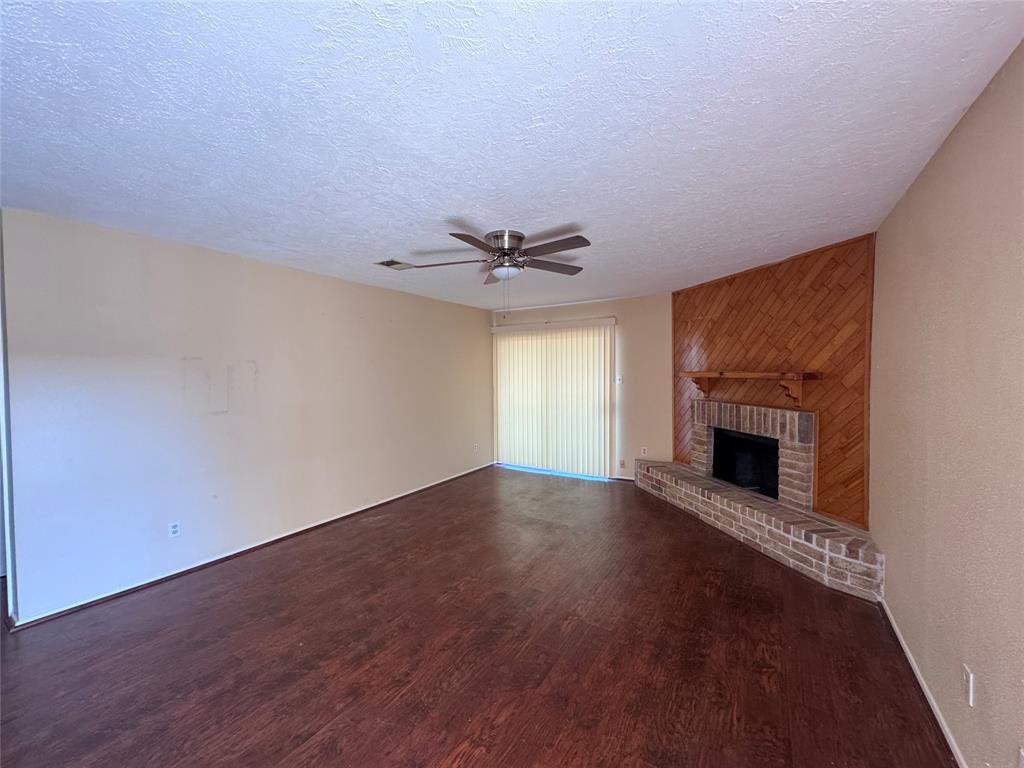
[636,460,884,601]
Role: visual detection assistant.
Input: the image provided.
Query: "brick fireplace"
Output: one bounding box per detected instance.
[670,235,873,528]
[635,399,884,602]
[692,400,815,511]
[650,235,880,599]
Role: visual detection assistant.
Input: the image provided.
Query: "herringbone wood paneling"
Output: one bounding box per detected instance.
[673,235,874,528]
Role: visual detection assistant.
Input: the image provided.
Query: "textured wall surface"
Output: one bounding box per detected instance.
[673,236,873,528]
[2,2,1022,310]
[3,209,494,623]
[872,43,1024,768]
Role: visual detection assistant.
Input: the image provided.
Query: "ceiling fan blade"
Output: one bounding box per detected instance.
[444,216,487,238]
[412,259,489,268]
[524,222,581,245]
[522,235,590,259]
[409,246,479,256]
[484,272,499,285]
[527,259,583,276]
[449,233,494,253]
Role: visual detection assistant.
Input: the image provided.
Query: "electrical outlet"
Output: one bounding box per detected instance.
[168,521,181,538]
[619,459,626,469]
[640,447,648,457]
[962,663,974,707]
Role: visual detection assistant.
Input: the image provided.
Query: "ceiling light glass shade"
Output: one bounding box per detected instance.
[491,264,523,281]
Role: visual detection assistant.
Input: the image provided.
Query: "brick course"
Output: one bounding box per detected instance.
[635,460,884,601]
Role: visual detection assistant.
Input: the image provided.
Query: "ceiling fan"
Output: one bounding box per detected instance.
[377,228,590,284]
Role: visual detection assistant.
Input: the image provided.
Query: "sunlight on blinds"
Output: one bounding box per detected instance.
[493,321,614,478]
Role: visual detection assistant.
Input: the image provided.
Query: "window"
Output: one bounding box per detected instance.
[493,319,614,478]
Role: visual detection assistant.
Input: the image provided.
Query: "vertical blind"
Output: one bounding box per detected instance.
[493,320,614,478]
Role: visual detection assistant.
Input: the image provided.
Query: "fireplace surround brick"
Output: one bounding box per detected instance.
[693,400,816,512]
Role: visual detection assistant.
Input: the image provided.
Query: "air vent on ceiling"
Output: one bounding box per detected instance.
[377,260,414,270]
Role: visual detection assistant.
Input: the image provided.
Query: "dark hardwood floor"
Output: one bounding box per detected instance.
[2,466,953,767]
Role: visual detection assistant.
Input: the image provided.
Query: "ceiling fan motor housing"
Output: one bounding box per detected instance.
[485,229,525,252]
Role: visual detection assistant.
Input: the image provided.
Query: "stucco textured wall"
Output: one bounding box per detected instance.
[872,43,1024,768]
[3,209,494,623]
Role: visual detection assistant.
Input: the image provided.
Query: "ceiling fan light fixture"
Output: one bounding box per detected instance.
[491,264,523,281]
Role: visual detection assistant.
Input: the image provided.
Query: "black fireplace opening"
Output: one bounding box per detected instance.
[712,427,779,499]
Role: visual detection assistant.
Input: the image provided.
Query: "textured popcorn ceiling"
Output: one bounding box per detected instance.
[2,2,1022,310]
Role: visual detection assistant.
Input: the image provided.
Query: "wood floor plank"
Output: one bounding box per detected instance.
[1,467,953,767]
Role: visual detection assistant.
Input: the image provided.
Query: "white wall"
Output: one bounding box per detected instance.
[493,295,673,478]
[2,209,494,623]
[872,44,1024,768]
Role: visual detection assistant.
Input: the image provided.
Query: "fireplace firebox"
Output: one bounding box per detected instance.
[711,427,779,499]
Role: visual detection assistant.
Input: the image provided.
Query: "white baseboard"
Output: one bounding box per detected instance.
[880,598,968,768]
[13,462,496,627]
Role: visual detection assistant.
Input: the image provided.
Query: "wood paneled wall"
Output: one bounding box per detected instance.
[672,235,874,528]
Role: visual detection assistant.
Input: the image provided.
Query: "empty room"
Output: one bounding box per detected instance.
[1,2,1022,767]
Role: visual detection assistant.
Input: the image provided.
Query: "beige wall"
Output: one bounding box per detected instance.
[872,44,1024,768]
[493,295,673,478]
[2,209,494,623]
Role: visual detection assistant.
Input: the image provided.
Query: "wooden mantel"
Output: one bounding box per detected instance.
[680,371,822,407]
